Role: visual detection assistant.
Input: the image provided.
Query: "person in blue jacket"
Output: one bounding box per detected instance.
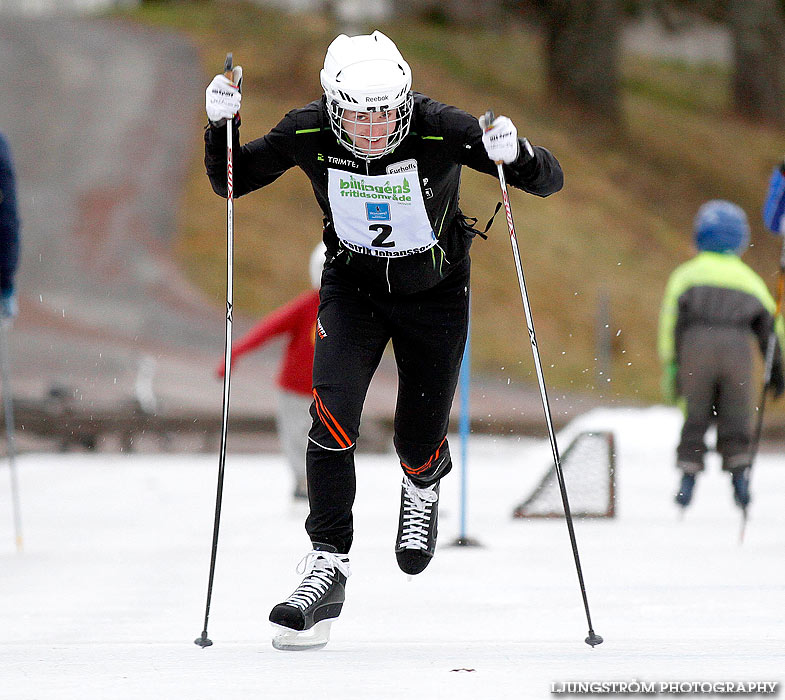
[763,157,785,234]
[0,133,20,322]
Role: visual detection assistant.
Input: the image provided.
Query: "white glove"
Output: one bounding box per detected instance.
[479,114,519,164]
[205,66,242,124]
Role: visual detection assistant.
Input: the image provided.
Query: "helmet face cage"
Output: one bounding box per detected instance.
[326,92,413,160]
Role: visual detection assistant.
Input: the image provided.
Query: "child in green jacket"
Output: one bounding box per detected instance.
[658,200,785,509]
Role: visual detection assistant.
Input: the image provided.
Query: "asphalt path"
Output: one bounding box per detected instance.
[0,16,284,429]
[0,14,599,454]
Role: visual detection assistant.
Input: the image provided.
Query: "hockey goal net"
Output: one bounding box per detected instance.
[512,431,616,519]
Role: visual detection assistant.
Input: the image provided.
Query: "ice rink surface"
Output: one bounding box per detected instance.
[1,407,783,699]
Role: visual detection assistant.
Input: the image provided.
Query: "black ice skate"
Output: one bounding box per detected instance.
[395,476,439,575]
[730,468,751,509]
[675,473,696,507]
[269,544,350,651]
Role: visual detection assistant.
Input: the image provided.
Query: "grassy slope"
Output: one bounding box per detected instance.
[121,1,785,409]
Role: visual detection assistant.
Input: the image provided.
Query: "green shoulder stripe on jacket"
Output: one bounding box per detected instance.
[658,251,784,364]
[409,131,443,141]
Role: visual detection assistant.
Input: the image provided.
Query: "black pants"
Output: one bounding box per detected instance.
[305,259,470,553]
[676,326,753,472]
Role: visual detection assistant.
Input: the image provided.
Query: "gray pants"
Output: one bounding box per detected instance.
[677,326,753,472]
[277,389,311,487]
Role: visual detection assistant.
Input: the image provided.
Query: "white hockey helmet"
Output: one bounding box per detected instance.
[309,242,327,289]
[320,31,413,160]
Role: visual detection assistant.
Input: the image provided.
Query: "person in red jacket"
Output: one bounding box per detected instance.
[216,243,325,499]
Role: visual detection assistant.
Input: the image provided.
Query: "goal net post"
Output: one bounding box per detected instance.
[512,430,616,519]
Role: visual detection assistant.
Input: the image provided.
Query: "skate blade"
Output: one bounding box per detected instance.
[271,620,332,651]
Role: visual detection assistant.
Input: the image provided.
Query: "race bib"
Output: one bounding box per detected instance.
[327,166,436,257]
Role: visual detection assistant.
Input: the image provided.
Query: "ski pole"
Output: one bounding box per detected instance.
[458,312,471,541]
[196,52,236,649]
[742,214,785,540]
[0,321,22,552]
[451,299,480,547]
[483,111,602,647]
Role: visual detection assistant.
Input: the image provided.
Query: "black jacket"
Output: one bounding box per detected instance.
[205,93,563,295]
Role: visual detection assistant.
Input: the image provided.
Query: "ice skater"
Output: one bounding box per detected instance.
[658,200,785,510]
[763,156,785,235]
[204,30,562,649]
[0,132,20,323]
[215,243,325,500]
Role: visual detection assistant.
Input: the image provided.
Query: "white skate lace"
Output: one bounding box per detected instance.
[284,550,351,611]
[398,476,438,550]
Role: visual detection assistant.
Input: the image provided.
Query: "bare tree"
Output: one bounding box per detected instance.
[532,0,623,126]
[726,0,785,126]
[395,0,504,25]
[655,0,785,126]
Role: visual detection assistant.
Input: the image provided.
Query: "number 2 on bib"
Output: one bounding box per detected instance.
[370,224,394,248]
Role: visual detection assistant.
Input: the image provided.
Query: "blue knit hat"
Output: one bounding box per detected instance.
[693,200,750,254]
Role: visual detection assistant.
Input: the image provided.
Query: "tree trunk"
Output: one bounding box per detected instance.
[727,0,785,127]
[537,0,622,126]
[394,0,504,25]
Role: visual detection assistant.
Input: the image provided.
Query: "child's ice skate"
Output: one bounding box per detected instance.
[730,468,751,509]
[675,473,696,507]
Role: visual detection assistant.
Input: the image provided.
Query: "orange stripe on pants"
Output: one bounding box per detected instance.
[313,389,352,449]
